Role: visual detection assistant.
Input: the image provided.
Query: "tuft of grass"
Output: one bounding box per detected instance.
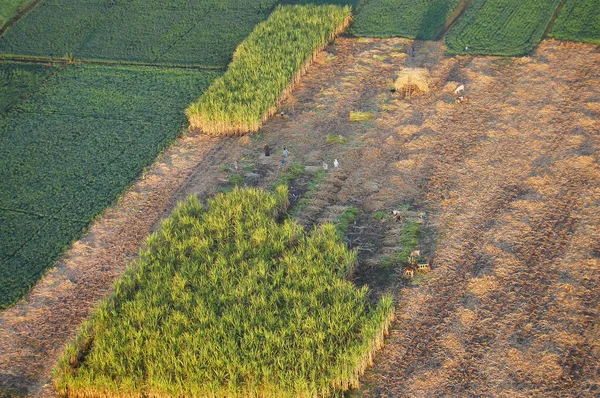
[349,111,374,122]
[335,206,360,238]
[186,5,352,135]
[373,211,387,220]
[228,173,244,186]
[54,187,394,397]
[326,133,347,144]
[397,221,421,263]
[270,161,305,190]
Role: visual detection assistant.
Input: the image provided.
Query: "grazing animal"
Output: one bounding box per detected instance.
[403,266,415,279]
[454,84,465,95]
[417,262,430,272]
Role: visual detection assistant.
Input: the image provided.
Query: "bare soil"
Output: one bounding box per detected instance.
[0,37,599,397]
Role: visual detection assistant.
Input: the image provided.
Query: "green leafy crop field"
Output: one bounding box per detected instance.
[0,63,219,308]
[550,0,600,45]
[445,0,561,56]
[0,0,31,27]
[0,61,56,115]
[55,187,394,397]
[0,0,281,67]
[349,0,459,39]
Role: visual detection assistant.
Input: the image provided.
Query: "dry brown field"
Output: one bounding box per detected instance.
[0,37,598,397]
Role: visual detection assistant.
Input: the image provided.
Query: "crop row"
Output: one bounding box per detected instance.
[0,0,281,67]
[54,187,394,397]
[445,0,561,56]
[349,0,459,40]
[550,0,600,45]
[0,62,219,308]
[186,4,352,135]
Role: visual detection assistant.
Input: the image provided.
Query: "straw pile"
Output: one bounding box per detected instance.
[394,68,430,98]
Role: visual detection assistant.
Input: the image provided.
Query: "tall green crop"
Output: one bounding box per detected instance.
[186,4,352,135]
[54,187,394,397]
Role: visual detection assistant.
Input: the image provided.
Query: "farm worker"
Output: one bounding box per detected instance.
[281,157,285,165]
[334,159,339,168]
[409,46,416,57]
[264,144,270,157]
[283,147,289,158]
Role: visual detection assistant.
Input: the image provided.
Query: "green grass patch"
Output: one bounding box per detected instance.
[290,168,327,216]
[54,187,394,397]
[270,161,305,190]
[0,64,219,309]
[350,0,459,39]
[445,0,561,56]
[335,206,360,238]
[0,0,32,27]
[349,111,373,122]
[228,173,245,186]
[326,133,347,144]
[186,4,352,135]
[0,0,280,67]
[373,211,387,220]
[397,221,421,264]
[550,0,600,45]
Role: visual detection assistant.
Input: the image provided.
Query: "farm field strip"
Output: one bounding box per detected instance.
[55,187,394,397]
[550,0,600,44]
[0,62,220,309]
[186,4,352,135]
[0,0,281,68]
[445,0,562,55]
[349,0,459,40]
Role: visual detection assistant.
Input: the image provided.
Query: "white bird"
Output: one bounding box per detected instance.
[333,159,339,168]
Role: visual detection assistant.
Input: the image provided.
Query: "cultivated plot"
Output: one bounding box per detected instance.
[0,63,220,308]
[55,188,393,397]
[0,0,280,67]
[349,0,459,39]
[445,0,561,55]
[551,0,600,45]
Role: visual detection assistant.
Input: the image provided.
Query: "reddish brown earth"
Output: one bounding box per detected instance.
[0,37,599,397]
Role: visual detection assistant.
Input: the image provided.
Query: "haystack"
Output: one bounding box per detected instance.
[394,68,430,98]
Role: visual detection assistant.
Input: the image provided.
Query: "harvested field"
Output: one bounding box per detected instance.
[1,37,599,397]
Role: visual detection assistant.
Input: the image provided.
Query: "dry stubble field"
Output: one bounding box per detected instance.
[0,37,599,397]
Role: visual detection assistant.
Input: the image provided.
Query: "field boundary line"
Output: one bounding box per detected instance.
[0,55,227,71]
[0,0,44,35]
[543,0,567,38]
[0,207,88,223]
[433,0,473,41]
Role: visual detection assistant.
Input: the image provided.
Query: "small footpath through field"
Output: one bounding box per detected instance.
[1,37,599,397]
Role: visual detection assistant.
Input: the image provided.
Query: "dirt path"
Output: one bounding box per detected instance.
[1,38,599,397]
